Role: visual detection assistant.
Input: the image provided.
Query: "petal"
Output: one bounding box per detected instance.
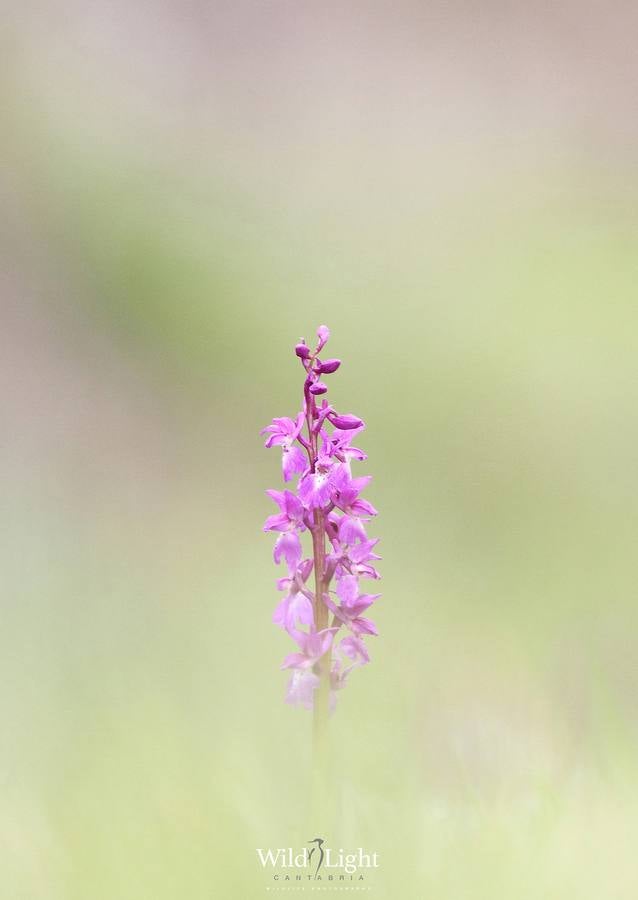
[318,627,339,657]
[263,512,290,532]
[282,445,307,482]
[336,574,359,606]
[338,515,368,544]
[339,635,370,664]
[353,616,378,636]
[272,595,290,628]
[281,652,308,670]
[335,487,359,510]
[272,416,296,433]
[273,532,302,570]
[339,636,358,660]
[348,596,376,616]
[289,592,314,629]
[352,498,378,516]
[330,465,350,491]
[348,538,381,564]
[283,490,304,521]
[264,433,286,448]
[266,489,287,511]
[344,446,367,461]
[350,475,372,494]
[354,563,381,580]
[331,425,365,445]
[298,558,314,582]
[299,473,332,509]
[286,670,320,709]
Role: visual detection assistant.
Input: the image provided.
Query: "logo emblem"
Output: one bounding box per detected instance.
[307,837,325,876]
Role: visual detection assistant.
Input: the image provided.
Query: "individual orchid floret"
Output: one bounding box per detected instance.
[263,489,305,533]
[339,633,370,666]
[346,539,382,580]
[332,469,376,515]
[329,659,355,713]
[261,325,381,716]
[275,557,313,594]
[326,426,367,465]
[273,560,315,633]
[333,575,380,636]
[265,489,306,571]
[260,414,307,482]
[281,627,339,671]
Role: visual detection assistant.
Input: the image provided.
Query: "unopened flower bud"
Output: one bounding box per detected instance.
[309,381,328,395]
[318,358,341,374]
[328,413,364,430]
[295,342,310,359]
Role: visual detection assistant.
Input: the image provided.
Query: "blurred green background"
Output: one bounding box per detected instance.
[2,2,638,898]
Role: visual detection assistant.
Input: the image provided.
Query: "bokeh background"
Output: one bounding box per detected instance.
[3,2,638,897]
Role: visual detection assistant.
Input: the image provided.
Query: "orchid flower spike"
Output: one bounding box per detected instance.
[261,326,381,713]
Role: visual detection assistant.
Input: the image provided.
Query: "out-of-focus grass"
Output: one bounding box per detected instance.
[3,19,638,899]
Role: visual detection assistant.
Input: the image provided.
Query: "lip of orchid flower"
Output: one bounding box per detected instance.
[272,582,314,632]
[262,325,381,714]
[297,456,341,509]
[273,559,315,632]
[286,670,320,709]
[273,531,302,572]
[337,513,370,544]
